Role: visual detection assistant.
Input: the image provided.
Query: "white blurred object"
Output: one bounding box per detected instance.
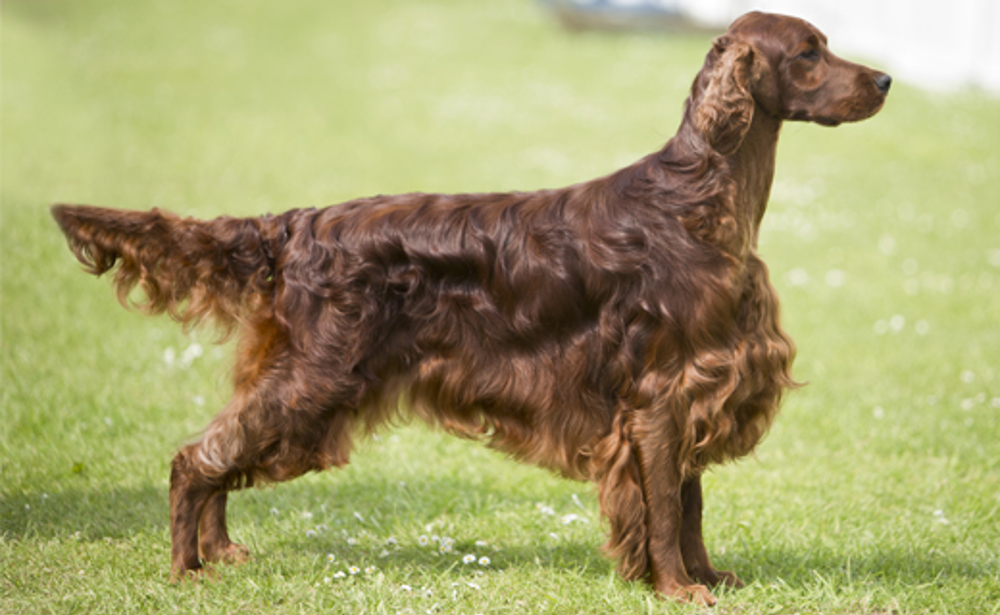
[675,0,1000,93]
[543,0,1000,93]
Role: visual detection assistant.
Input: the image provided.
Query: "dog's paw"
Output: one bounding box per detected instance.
[711,569,744,589]
[171,565,218,584]
[659,582,718,606]
[199,541,251,565]
[213,542,251,565]
[691,566,745,589]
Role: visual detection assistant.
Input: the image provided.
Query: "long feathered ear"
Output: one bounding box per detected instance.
[694,36,755,155]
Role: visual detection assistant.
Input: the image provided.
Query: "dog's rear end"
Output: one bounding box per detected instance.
[52,204,295,335]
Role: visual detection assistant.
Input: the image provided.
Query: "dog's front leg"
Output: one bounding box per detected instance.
[680,475,744,589]
[631,414,717,606]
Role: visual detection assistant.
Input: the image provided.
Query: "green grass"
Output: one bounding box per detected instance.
[3,1,999,613]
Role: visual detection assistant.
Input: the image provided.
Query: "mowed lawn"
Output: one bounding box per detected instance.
[2,1,998,613]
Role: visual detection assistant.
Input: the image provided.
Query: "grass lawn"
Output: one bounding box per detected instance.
[2,0,998,613]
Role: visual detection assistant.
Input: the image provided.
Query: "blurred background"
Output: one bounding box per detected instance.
[2,1,998,613]
[544,0,1000,92]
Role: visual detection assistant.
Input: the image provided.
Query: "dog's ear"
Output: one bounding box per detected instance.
[694,36,756,155]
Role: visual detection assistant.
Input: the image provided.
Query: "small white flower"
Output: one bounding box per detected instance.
[439,543,453,554]
[478,556,490,566]
[418,535,429,546]
[878,234,896,255]
[348,566,360,575]
[536,504,555,516]
[302,511,313,520]
[333,571,346,579]
[431,534,440,543]
[786,268,810,287]
[269,507,279,516]
[327,553,336,563]
[474,540,488,548]
[379,549,390,558]
[180,343,203,369]
[364,566,376,574]
[385,536,398,546]
[825,269,847,287]
[462,554,476,564]
[466,581,481,590]
[346,537,358,546]
[399,584,413,592]
[305,529,317,538]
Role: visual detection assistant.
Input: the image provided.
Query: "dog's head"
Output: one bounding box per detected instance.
[693,12,891,153]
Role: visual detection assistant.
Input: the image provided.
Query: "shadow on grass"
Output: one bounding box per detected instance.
[3,478,993,592]
[715,544,995,590]
[0,483,167,541]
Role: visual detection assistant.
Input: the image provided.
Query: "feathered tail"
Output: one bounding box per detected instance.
[51,204,293,335]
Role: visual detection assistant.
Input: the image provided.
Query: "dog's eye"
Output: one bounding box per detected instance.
[797,49,820,61]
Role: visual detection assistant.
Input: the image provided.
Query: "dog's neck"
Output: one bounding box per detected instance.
[728,108,782,252]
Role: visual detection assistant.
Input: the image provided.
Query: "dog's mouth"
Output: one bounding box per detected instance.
[791,93,886,127]
[813,115,842,127]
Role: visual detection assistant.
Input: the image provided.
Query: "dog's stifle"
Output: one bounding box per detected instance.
[52,12,889,605]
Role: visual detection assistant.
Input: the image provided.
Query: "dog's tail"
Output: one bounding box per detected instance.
[51,204,293,335]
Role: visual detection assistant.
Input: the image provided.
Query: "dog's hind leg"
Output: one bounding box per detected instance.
[170,366,362,578]
[198,491,249,565]
[170,442,226,579]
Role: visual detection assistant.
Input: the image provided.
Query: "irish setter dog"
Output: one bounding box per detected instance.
[53,12,890,605]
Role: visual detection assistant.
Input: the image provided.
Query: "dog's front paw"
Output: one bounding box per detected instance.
[213,542,250,565]
[658,582,717,606]
[711,569,744,589]
[171,564,218,584]
[690,566,744,589]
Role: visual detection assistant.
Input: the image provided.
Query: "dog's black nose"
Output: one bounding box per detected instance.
[874,73,892,93]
